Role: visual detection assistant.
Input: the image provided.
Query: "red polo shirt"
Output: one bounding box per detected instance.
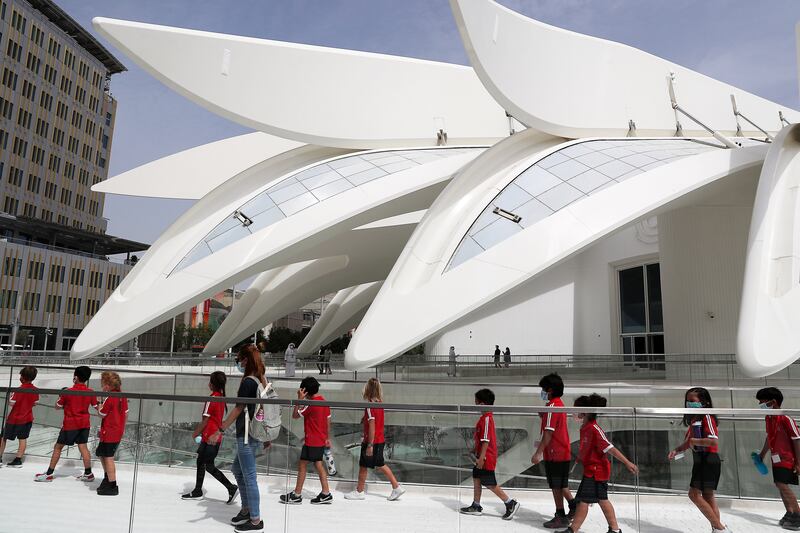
[474,411,498,471]
[56,383,97,431]
[766,415,800,469]
[579,421,614,481]
[7,382,39,424]
[362,405,385,445]
[201,391,225,444]
[298,394,331,447]
[98,395,128,443]
[540,397,571,462]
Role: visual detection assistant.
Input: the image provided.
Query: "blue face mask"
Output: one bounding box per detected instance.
[759,402,772,410]
[686,401,703,408]
[540,390,549,401]
[236,362,245,373]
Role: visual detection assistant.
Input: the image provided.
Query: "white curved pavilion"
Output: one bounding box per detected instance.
[74,1,800,377]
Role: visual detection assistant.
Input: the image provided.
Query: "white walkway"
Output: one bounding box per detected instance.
[0,456,786,532]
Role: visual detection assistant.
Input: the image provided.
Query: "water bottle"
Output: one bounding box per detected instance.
[323,447,337,476]
[751,452,769,475]
[195,435,202,444]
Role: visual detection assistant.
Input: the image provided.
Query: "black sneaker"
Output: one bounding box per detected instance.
[181,489,203,500]
[234,520,264,532]
[227,485,239,504]
[607,528,622,533]
[555,528,575,533]
[781,513,791,526]
[459,503,483,515]
[544,513,571,529]
[502,499,520,520]
[97,483,119,496]
[567,499,576,519]
[310,492,333,505]
[7,457,23,468]
[279,491,302,504]
[785,514,800,531]
[230,510,250,526]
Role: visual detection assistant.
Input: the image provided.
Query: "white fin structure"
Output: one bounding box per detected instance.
[297,281,383,354]
[71,148,483,359]
[92,17,509,149]
[450,0,799,139]
[345,140,769,369]
[737,124,800,376]
[203,211,421,354]
[94,132,302,200]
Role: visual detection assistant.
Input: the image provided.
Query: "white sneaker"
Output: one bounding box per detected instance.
[712,527,731,533]
[75,473,95,482]
[344,490,366,500]
[388,485,406,501]
[34,473,54,482]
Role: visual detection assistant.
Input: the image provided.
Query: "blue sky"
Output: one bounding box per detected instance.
[57,0,800,244]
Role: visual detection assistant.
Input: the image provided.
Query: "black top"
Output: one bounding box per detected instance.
[235,376,260,438]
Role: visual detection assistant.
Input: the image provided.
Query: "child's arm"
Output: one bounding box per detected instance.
[793,439,800,475]
[668,433,691,458]
[759,437,770,461]
[688,437,717,448]
[292,388,306,420]
[192,417,209,440]
[608,447,639,475]
[209,405,244,444]
[532,430,552,464]
[476,441,489,469]
[365,418,375,456]
[326,415,332,448]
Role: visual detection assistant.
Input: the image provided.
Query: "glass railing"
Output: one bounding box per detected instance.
[0,381,796,532]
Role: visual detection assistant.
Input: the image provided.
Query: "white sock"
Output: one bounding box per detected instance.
[503,497,512,504]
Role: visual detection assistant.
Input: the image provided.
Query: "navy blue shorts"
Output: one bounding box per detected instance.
[2,422,32,440]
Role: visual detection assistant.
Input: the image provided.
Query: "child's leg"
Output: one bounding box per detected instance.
[101,457,117,483]
[701,490,722,524]
[48,443,64,471]
[776,482,800,513]
[77,443,91,470]
[487,484,510,502]
[562,487,575,503]
[688,488,724,529]
[293,459,308,494]
[569,502,590,530]
[356,466,368,493]
[598,500,620,530]
[377,465,400,489]
[16,438,26,458]
[194,453,207,491]
[314,460,330,494]
[551,488,564,510]
[472,477,482,504]
[0,437,6,457]
[206,461,235,490]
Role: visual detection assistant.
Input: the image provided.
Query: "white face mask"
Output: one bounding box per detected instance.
[759,402,772,410]
[540,390,549,401]
[572,413,584,422]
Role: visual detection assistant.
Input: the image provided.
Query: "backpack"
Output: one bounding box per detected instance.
[244,376,282,444]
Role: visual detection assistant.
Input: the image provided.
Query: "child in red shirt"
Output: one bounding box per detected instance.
[0,366,39,467]
[95,371,128,496]
[344,378,405,501]
[531,373,575,528]
[668,387,730,533]
[756,387,800,529]
[35,366,97,483]
[459,388,520,520]
[560,394,637,533]
[182,371,238,503]
[281,376,332,505]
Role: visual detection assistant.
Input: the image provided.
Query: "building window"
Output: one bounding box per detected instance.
[45,294,62,313]
[48,264,65,283]
[27,260,44,280]
[0,289,18,309]
[86,299,100,316]
[3,196,18,215]
[22,292,40,311]
[3,256,21,276]
[617,262,664,365]
[66,297,81,314]
[69,267,85,286]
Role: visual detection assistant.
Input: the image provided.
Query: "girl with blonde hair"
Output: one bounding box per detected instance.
[345,378,405,501]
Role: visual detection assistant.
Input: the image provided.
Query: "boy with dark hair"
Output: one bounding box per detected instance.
[756,387,800,529]
[35,366,97,482]
[460,388,520,520]
[0,366,39,467]
[280,376,333,505]
[532,373,576,528]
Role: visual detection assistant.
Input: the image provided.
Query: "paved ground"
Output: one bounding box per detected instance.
[0,456,787,532]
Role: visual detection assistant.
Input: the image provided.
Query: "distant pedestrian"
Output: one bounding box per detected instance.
[503,347,511,368]
[285,343,297,378]
[493,345,501,368]
[316,347,325,375]
[323,347,332,375]
[448,346,458,377]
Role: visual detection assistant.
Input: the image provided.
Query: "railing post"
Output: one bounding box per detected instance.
[1,364,13,431]
[168,374,177,467]
[128,396,143,533]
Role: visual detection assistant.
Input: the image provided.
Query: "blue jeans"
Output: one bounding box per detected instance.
[231,437,262,519]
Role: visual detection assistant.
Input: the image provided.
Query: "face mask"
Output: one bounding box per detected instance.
[686,401,703,408]
[572,414,584,422]
[236,362,245,373]
[759,402,772,410]
[540,390,549,401]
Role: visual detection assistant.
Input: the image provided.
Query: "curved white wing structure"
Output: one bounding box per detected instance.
[94,132,302,199]
[71,148,483,359]
[203,212,420,353]
[450,0,800,139]
[297,281,383,354]
[92,18,509,149]
[737,124,800,376]
[345,141,768,369]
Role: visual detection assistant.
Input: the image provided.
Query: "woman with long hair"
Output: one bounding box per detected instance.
[668,387,730,533]
[182,371,238,502]
[210,345,268,532]
[344,378,404,501]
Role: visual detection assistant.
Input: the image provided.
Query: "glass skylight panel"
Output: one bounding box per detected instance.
[172,147,484,274]
[444,139,721,272]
